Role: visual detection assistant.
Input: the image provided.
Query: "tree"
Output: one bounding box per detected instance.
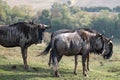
[0,0,33,24]
[0,0,12,24]
[113,6,120,12]
[92,10,117,37]
[11,5,33,23]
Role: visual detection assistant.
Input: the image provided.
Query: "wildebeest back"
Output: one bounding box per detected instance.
[0,22,39,47]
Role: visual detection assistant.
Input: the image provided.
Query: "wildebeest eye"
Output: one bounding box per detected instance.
[38,24,43,28]
[109,42,113,47]
[38,24,41,28]
[38,25,40,28]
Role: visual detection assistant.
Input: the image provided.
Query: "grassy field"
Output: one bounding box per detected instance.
[0,41,120,80]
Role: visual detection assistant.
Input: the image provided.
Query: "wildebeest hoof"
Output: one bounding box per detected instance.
[24,66,30,72]
[84,74,88,77]
[87,68,90,72]
[32,67,38,71]
[25,68,30,72]
[48,63,51,67]
[11,65,17,69]
[55,71,60,77]
[83,72,88,77]
[73,72,77,75]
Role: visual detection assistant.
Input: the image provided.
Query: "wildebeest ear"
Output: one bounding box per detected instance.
[110,35,114,40]
[39,24,51,29]
[31,21,34,24]
[29,20,35,24]
[38,24,45,30]
[96,33,103,38]
[107,35,114,43]
[44,25,51,29]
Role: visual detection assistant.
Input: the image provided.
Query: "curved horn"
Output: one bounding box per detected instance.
[107,35,114,42]
[29,20,35,25]
[111,35,114,40]
[100,33,104,36]
[44,24,51,29]
[49,14,53,28]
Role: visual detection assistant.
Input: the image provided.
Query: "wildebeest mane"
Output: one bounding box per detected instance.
[55,29,75,34]
[9,22,39,39]
[76,28,104,54]
[51,29,76,38]
[76,29,95,41]
[77,28,100,34]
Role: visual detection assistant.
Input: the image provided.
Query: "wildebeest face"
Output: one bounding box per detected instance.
[93,34,104,53]
[37,24,51,43]
[102,40,113,59]
[94,36,103,50]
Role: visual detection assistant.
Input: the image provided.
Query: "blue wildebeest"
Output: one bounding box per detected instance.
[0,22,50,70]
[40,28,113,77]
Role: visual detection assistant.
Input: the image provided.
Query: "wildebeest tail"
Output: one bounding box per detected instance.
[36,41,52,56]
[42,42,52,55]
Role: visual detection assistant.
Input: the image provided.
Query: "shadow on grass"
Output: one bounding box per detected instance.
[0,74,53,80]
[108,66,120,73]
[0,64,77,80]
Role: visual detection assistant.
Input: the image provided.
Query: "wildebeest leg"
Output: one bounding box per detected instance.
[87,53,90,71]
[73,55,78,75]
[48,51,63,67]
[57,54,63,63]
[82,53,87,76]
[48,52,52,66]
[51,49,60,77]
[21,47,29,71]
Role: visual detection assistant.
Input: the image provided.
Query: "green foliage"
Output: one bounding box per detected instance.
[92,10,119,38]
[0,0,33,25]
[0,0,11,24]
[41,9,49,18]
[35,9,50,25]
[39,2,92,32]
[113,6,120,12]
[81,6,112,12]
[11,5,33,23]
[34,2,120,39]
[0,0,120,39]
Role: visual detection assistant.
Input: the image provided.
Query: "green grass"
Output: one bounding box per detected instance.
[0,43,120,80]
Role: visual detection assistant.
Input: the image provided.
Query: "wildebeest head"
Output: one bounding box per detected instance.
[93,34,113,59]
[29,22,51,43]
[102,37,113,59]
[38,23,51,43]
[92,34,104,53]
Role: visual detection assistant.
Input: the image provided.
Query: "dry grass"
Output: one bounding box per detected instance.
[0,42,120,80]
